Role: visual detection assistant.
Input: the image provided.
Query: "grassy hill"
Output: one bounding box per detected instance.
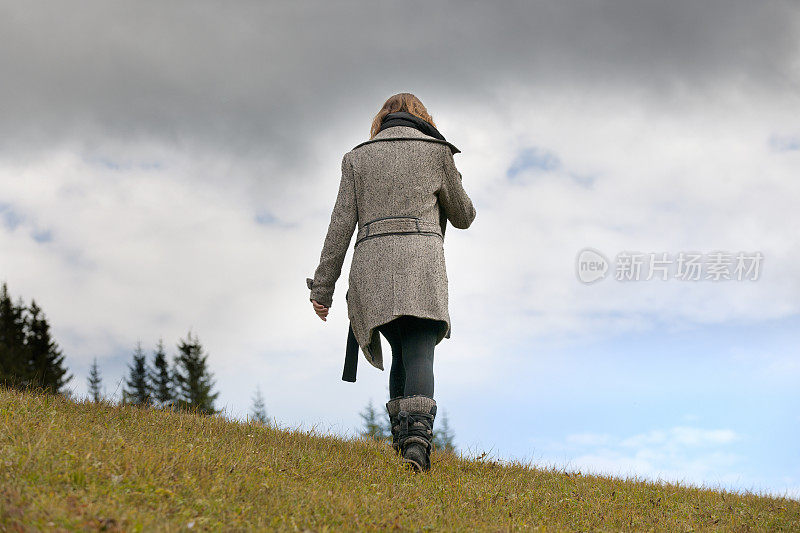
[1,386,797,531]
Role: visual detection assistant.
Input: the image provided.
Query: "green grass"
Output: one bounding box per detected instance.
[1,386,797,532]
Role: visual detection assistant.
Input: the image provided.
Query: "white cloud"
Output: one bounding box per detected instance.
[565,432,612,446]
[541,426,745,492]
[534,425,799,501]
[0,145,339,383]
[620,426,739,448]
[427,88,800,380]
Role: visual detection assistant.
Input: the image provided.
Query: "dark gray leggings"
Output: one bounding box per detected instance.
[377,315,441,399]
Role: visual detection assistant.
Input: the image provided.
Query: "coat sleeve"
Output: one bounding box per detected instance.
[437,146,476,229]
[307,153,358,307]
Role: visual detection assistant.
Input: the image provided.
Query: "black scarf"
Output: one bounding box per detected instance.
[378,111,448,142]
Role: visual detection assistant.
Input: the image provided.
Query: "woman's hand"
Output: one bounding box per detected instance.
[311,299,329,321]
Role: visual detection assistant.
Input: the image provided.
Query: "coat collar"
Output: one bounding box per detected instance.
[372,125,431,140]
[352,126,461,154]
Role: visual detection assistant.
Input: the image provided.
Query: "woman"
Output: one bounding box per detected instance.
[306,93,476,472]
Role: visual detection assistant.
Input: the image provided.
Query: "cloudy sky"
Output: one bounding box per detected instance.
[2,1,798,499]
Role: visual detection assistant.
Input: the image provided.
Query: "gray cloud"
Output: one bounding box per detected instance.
[1,0,797,162]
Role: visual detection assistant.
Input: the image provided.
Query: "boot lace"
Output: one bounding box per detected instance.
[397,410,434,453]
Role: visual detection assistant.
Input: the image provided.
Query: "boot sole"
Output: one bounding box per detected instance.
[401,457,431,473]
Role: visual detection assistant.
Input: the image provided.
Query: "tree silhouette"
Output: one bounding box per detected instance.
[0,283,72,395]
[250,385,269,424]
[0,283,28,389]
[433,409,456,453]
[149,338,173,405]
[123,342,152,406]
[87,357,103,402]
[360,399,388,440]
[172,331,219,415]
[25,300,73,394]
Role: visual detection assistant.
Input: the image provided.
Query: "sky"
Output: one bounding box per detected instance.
[1,0,798,500]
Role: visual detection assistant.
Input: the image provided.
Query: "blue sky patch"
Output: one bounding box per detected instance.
[507,147,562,179]
[32,228,54,243]
[768,134,800,152]
[83,155,165,171]
[255,211,279,225]
[451,313,800,498]
[567,172,596,188]
[0,203,23,231]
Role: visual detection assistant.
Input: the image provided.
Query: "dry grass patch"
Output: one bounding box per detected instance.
[1,386,797,531]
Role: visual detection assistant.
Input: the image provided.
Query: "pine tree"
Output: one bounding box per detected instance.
[87,357,103,402]
[433,409,456,453]
[360,399,388,440]
[124,342,152,406]
[172,331,219,415]
[149,338,173,406]
[25,299,73,394]
[250,385,269,424]
[1,284,73,396]
[168,355,182,409]
[0,283,29,389]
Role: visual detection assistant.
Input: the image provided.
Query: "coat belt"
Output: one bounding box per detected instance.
[354,215,443,249]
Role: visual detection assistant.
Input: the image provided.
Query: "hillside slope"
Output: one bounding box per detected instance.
[1,386,797,531]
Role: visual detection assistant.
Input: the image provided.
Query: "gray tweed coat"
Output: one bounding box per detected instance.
[307,125,476,371]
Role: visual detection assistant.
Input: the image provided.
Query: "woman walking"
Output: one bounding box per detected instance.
[306,93,476,472]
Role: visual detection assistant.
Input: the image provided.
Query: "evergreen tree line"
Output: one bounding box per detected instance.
[101,332,222,416]
[359,398,457,453]
[82,339,273,425]
[0,282,72,395]
[1,281,270,425]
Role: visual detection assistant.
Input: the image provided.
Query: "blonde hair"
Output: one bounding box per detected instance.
[370,93,436,139]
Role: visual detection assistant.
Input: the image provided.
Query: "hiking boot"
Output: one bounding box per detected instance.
[390,395,437,472]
